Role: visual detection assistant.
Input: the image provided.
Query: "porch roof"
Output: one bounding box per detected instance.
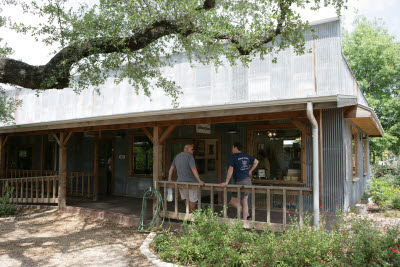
[0,95,382,137]
[344,105,384,137]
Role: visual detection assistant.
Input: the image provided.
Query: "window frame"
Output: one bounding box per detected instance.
[351,126,359,181]
[129,133,154,178]
[362,135,368,177]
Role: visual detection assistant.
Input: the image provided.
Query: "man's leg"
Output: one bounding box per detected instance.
[189,201,196,213]
[188,189,198,213]
[241,195,249,220]
[229,197,240,209]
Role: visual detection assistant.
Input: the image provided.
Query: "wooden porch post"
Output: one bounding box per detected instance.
[58,132,67,208]
[0,135,8,178]
[54,131,72,208]
[153,126,160,189]
[93,132,99,201]
[153,126,160,216]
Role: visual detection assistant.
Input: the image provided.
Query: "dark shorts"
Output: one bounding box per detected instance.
[231,177,252,199]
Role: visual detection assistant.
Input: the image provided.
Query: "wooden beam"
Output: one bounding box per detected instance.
[93,132,99,201]
[58,132,67,208]
[153,126,160,218]
[301,132,306,184]
[290,119,311,137]
[159,126,165,138]
[247,123,297,131]
[63,131,73,146]
[153,126,160,187]
[159,125,176,144]
[52,134,61,146]
[141,127,153,143]
[1,136,8,147]
[344,106,372,118]
[2,109,312,136]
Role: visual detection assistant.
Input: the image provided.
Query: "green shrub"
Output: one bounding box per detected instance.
[153,208,400,266]
[392,194,400,210]
[0,182,17,216]
[382,173,400,188]
[369,178,396,208]
[372,163,400,187]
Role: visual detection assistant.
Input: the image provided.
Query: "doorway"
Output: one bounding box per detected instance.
[98,137,114,196]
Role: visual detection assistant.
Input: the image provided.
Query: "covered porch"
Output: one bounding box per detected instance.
[0,96,346,231]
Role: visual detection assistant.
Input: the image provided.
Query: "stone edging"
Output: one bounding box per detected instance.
[140,232,183,267]
[0,209,58,222]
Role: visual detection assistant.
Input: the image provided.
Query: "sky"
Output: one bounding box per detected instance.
[1,0,400,66]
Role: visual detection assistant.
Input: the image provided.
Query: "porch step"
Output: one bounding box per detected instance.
[61,206,142,226]
[60,205,183,230]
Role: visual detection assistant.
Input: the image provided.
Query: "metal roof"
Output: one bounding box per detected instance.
[1,18,379,133]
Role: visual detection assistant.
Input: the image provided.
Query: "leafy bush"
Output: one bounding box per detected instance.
[368,178,396,208]
[0,182,17,216]
[372,163,400,187]
[153,208,400,266]
[392,194,400,210]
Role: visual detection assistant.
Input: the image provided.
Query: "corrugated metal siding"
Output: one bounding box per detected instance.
[322,109,345,212]
[342,120,369,207]
[2,19,369,128]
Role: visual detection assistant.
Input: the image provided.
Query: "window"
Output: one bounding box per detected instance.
[248,124,306,185]
[129,135,153,176]
[351,127,359,179]
[9,145,33,170]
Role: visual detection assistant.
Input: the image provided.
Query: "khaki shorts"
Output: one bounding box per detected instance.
[232,177,252,199]
[179,188,198,203]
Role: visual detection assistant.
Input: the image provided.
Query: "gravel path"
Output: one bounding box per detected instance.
[0,211,154,267]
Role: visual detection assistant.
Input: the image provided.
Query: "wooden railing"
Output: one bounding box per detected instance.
[6,169,58,178]
[158,181,313,232]
[0,171,94,203]
[67,172,94,198]
[0,176,59,204]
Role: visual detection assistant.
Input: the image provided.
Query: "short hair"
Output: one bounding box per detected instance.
[233,142,243,151]
[184,144,193,151]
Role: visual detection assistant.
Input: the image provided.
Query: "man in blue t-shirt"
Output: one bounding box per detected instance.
[220,142,259,220]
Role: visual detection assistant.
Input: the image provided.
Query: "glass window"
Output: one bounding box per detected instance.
[252,129,302,182]
[132,136,153,175]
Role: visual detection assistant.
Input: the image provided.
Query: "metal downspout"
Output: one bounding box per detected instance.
[307,102,319,228]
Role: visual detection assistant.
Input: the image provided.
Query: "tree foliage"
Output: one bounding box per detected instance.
[343,16,400,156]
[0,1,22,124]
[2,1,345,92]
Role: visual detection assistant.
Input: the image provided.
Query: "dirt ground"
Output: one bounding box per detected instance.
[0,210,154,267]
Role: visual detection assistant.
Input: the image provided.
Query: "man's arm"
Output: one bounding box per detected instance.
[220,166,234,187]
[168,166,175,181]
[191,168,204,185]
[249,159,259,177]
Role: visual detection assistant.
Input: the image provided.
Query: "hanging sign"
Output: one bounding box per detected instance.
[196,124,211,134]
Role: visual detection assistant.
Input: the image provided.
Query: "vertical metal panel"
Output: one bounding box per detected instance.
[322,109,345,212]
